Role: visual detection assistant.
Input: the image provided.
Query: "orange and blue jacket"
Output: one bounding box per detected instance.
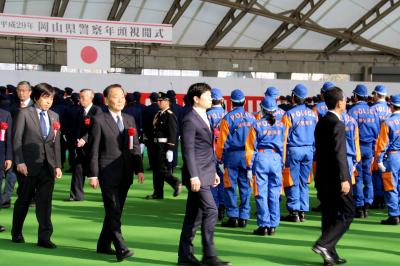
[281,104,317,148]
[342,113,361,164]
[375,112,400,163]
[348,101,379,144]
[216,107,255,162]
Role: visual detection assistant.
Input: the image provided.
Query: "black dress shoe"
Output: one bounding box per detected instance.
[0,225,5,232]
[2,200,11,208]
[97,247,116,255]
[145,194,164,200]
[253,226,268,236]
[218,205,225,221]
[312,244,334,264]
[221,217,238,228]
[12,234,25,243]
[37,240,57,249]
[299,211,306,222]
[177,254,202,265]
[267,227,276,236]
[238,218,247,228]
[331,249,347,264]
[381,216,399,225]
[116,249,133,262]
[363,204,370,218]
[202,256,231,266]
[174,183,183,197]
[281,211,300,222]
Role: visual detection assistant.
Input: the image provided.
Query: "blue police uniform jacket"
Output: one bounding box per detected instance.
[348,101,379,144]
[375,112,400,163]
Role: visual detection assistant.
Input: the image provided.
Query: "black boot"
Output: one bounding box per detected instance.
[281,211,300,222]
[218,205,225,221]
[355,207,364,218]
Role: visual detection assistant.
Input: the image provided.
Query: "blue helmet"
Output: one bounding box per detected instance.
[231,89,245,103]
[260,96,277,112]
[292,84,308,99]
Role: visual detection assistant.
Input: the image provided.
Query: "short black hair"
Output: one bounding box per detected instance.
[212,99,223,105]
[354,94,367,102]
[186,83,211,106]
[32,83,55,101]
[64,87,73,95]
[292,94,305,104]
[324,87,344,110]
[232,101,245,107]
[104,84,123,98]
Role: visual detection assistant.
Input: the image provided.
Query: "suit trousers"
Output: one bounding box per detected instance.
[12,163,55,241]
[178,185,218,258]
[316,191,355,252]
[97,177,131,252]
[69,162,87,200]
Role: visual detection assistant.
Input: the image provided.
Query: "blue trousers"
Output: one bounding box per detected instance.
[211,163,224,207]
[284,146,313,212]
[253,150,282,228]
[223,151,251,220]
[354,143,374,207]
[2,169,17,203]
[383,153,400,217]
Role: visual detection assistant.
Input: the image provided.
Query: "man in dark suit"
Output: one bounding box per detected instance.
[65,89,101,201]
[0,108,13,232]
[88,84,144,262]
[178,83,230,266]
[12,83,62,248]
[2,81,34,209]
[313,87,355,266]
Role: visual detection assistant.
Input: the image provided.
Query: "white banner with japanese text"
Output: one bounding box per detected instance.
[0,13,172,43]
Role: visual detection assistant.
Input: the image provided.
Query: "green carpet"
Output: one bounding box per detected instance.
[0,158,399,265]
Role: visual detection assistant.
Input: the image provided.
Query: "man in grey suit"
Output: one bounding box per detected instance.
[11,83,62,249]
[178,83,231,266]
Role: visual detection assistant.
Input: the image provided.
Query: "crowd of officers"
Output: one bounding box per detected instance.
[0,80,399,237]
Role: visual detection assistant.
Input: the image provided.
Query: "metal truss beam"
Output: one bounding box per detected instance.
[261,0,326,53]
[163,0,192,25]
[201,0,400,56]
[324,0,400,54]
[108,0,130,21]
[205,0,257,50]
[51,0,69,17]
[0,0,6,13]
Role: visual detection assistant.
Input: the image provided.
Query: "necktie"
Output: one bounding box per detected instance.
[116,115,124,132]
[153,111,161,127]
[40,111,48,139]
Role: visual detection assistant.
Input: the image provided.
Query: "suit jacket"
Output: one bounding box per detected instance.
[89,110,143,186]
[0,108,13,166]
[75,105,102,158]
[13,106,62,176]
[143,102,159,142]
[181,109,215,187]
[314,111,350,196]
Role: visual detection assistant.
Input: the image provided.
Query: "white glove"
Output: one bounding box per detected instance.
[377,162,386,172]
[247,170,253,183]
[140,143,145,154]
[218,163,225,174]
[166,150,173,163]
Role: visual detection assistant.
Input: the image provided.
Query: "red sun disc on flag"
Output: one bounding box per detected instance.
[80,46,98,64]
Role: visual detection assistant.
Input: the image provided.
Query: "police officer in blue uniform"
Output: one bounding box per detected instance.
[375,94,400,225]
[216,89,255,228]
[281,84,317,222]
[313,82,335,120]
[348,84,379,218]
[370,85,391,209]
[245,96,287,236]
[207,88,226,221]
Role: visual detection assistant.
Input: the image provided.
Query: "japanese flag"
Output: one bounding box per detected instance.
[67,39,110,70]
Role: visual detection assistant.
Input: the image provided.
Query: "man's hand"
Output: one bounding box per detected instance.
[218,163,225,174]
[341,180,350,195]
[213,173,220,187]
[76,138,86,148]
[247,170,253,183]
[137,172,144,184]
[17,163,28,176]
[55,168,62,179]
[89,178,99,189]
[377,162,386,172]
[4,160,12,171]
[166,150,173,163]
[190,177,201,192]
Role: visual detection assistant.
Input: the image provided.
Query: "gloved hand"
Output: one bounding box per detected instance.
[140,143,145,154]
[377,162,386,172]
[247,170,253,183]
[218,163,225,174]
[166,150,173,163]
